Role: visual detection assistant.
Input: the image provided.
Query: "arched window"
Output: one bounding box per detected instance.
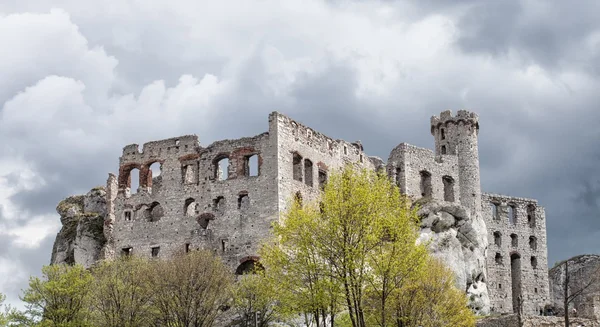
[184,198,197,217]
[213,196,225,214]
[238,192,250,211]
[150,162,162,178]
[442,175,455,202]
[235,258,264,275]
[419,170,432,198]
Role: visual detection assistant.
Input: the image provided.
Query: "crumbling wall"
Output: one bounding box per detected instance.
[273,112,376,216]
[387,143,460,202]
[482,193,550,315]
[109,130,278,272]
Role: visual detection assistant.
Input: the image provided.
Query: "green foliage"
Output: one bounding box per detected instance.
[88,256,155,327]
[17,264,93,327]
[260,165,475,327]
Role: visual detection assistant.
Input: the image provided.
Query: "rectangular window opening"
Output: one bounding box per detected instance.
[151,246,160,258]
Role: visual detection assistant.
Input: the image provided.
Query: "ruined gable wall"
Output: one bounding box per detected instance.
[482,193,550,315]
[387,143,460,203]
[272,112,376,215]
[109,130,279,271]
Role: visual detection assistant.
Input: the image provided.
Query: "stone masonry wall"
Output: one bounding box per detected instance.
[107,129,279,272]
[482,193,550,315]
[387,143,460,203]
[58,109,551,317]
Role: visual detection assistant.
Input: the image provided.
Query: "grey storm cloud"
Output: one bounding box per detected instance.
[0,0,599,308]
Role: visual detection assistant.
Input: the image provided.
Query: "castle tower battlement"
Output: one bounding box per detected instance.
[431,110,482,217]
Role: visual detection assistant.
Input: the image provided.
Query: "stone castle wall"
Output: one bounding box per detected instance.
[482,193,550,315]
[52,109,551,316]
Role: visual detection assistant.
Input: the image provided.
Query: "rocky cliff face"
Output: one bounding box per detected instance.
[415,198,490,315]
[549,254,600,319]
[51,187,107,268]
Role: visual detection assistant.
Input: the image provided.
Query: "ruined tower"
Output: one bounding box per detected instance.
[431,110,482,217]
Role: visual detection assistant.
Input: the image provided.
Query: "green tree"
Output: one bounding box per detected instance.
[391,257,475,327]
[16,264,93,327]
[261,165,475,327]
[0,293,9,327]
[88,256,156,327]
[260,198,342,327]
[151,250,234,327]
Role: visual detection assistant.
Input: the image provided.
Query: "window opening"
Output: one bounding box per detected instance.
[495,253,503,265]
[293,153,303,182]
[246,154,259,177]
[441,145,447,154]
[318,170,327,190]
[121,247,132,256]
[124,210,132,221]
[491,203,499,220]
[420,170,432,197]
[215,157,229,181]
[441,128,446,140]
[238,193,250,211]
[531,256,538,269]
[527,204,536,228]
[508,204,517,224]
[493,231,501,246]
[304,159,313,187]
[184,198,197,217]
[150,162,161,178]
[151,246,160,258]
[511,234,518,247]
[130,168,140,194]
[529,236,537,251]
[442,175,455,202]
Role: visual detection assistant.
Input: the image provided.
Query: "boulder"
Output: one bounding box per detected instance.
[415,198,490,315]
[51,187,107,268]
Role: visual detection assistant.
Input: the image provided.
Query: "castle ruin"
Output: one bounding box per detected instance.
[53,110,550,316]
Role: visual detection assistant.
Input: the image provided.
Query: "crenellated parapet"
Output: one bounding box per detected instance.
[430,109,480,135]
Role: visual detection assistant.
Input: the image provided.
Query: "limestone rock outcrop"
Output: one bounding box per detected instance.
[51,187,107,267]
[415,198,490,315]
[549,254,600,319]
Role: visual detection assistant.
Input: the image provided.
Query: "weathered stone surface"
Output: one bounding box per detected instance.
[549,254,600,320]
[51,109,551,318]
[51,187,107,268]
[416,198,490,315]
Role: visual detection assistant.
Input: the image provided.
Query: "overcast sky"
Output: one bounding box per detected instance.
[1,0,599,307]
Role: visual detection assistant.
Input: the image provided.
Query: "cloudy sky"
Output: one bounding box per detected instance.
[1,0,599,306]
